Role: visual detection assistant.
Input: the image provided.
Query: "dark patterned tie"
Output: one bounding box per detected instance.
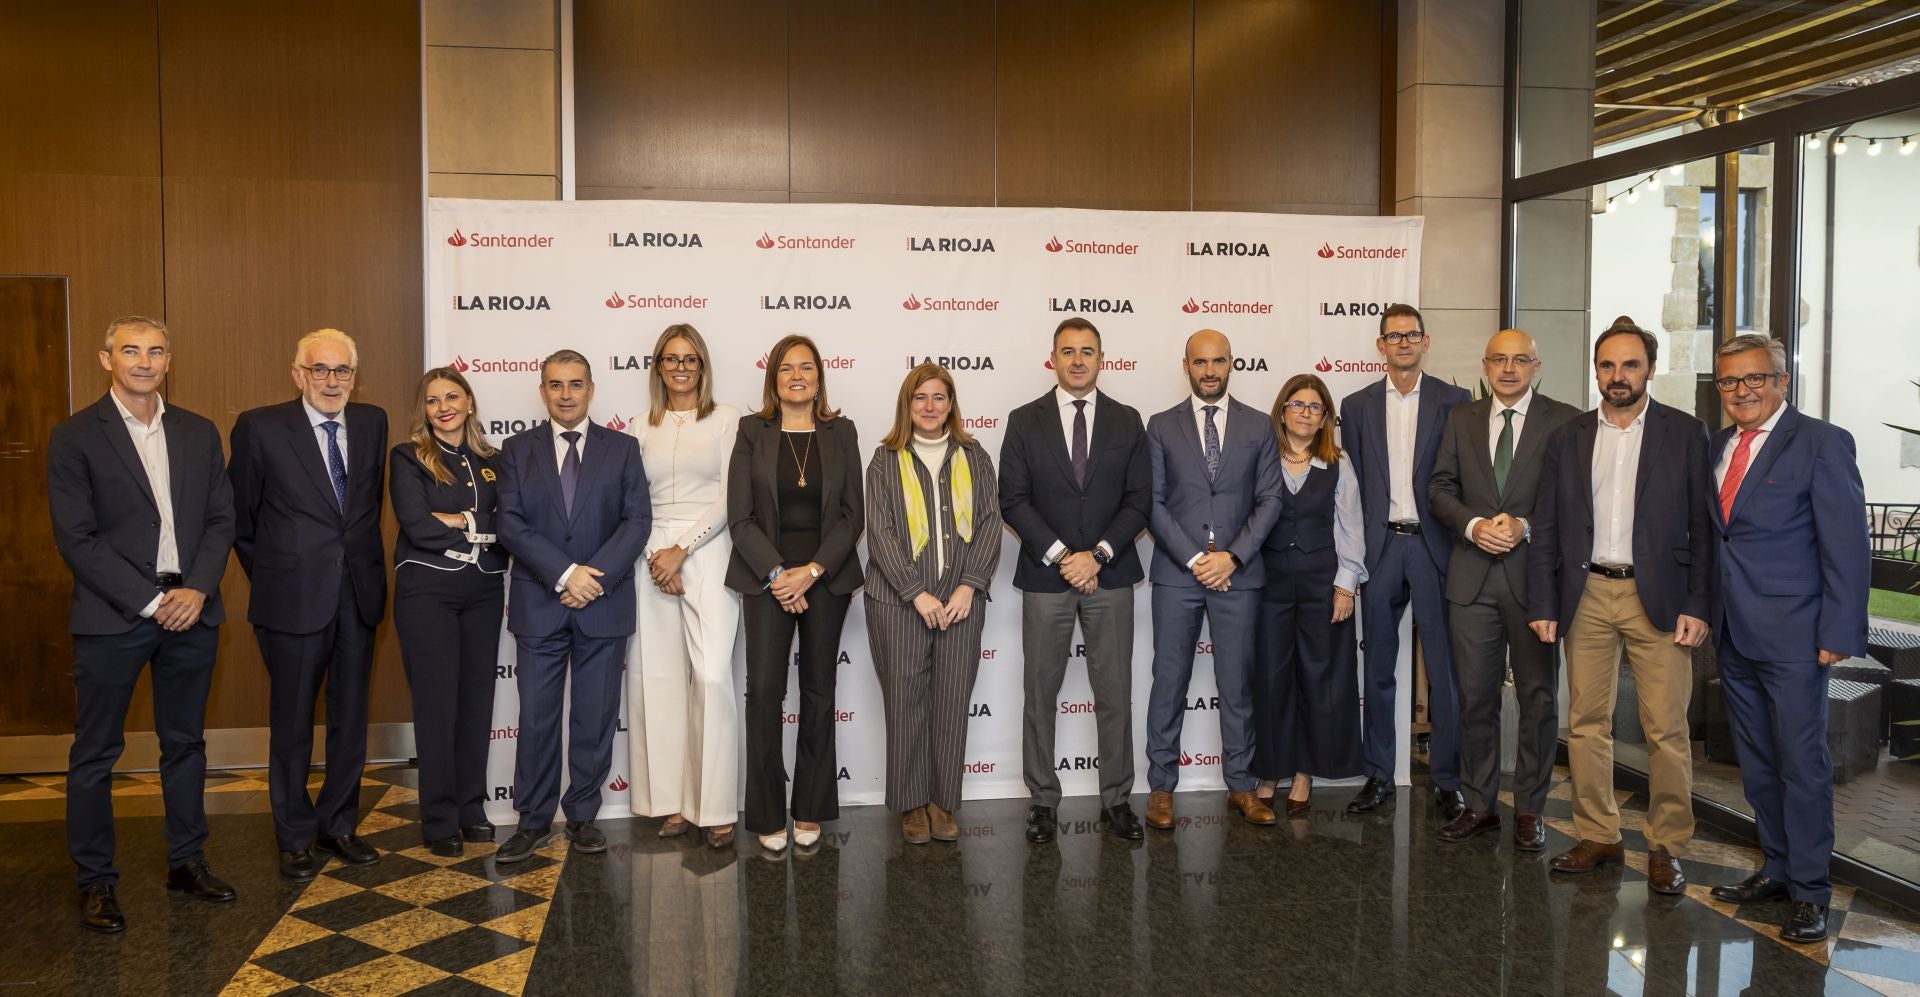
[1203,405,1221,480]
[1493,409,1515,494]
[560,430,582,514]
[1071,399,1088,487]
[322,420,347,512]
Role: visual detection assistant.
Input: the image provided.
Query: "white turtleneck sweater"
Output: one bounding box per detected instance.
[911,432,951,577]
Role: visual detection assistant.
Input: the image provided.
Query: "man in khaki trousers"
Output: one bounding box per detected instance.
[1526,321,1714,893]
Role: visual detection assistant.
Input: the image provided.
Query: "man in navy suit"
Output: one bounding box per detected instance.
[49,316,237,931]
[495,349,651,863]
[1704,334,1869,944]
[1338,304,1471,818]
[1527,321,1711,887]
[230,328,388,881]
[1142,329,1283,829]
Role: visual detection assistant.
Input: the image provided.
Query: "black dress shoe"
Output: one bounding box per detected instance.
[1710,872,1789,905]
[428,836,464,858]
[566,820,607,854]
[1102,804,1145,841]
[166,858,236,902]
[279,848,318,882]
[314,834,378,866]
[1025,805,1057,843]
[494,827,552,865]
[80,883,126,934]
[461,822,497,843]
[1346,777,1395,814]
[1433,788,1467,823]
[1781,902,1831,943]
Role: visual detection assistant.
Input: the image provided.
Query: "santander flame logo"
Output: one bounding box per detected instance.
[605,414,628,432]
[604,292,625,309]
[1314,357,1334,373]
[903,293,922,311]
[450,356,471,373]
[447,229,468,247]
[1181,297,1201,314]
[755,232,776,249]
[1316,243,1336,259]
[608,774,629,792]
[755,354,769,370]
[1045,236,1064,253]
[1179,752,1195,766]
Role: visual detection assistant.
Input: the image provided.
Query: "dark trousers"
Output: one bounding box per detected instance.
[1718,637,1834,905]
[742,590,850,835]
[1358,531,1460,788]
[867,597,985,813]
[1449,567,1558,814]
[255,576,375,851]
[512,623,626,830]
[395,567,505,841]
[1146,583,1260,793]
[1253,546,1361,781]
[1021,585,1136,809]
[67,621,218,887]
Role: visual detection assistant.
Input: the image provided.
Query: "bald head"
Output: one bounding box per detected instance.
[1482,328,1542,406]
[1183,328,1232,402]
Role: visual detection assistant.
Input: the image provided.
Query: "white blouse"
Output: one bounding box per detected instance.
[630,402,740,554]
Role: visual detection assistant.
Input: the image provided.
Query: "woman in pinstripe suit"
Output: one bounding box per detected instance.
[864,363,1002,845]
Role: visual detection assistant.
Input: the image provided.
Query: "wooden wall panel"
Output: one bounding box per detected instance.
[790,0,994,203]
[996,0,1193,210]
[1194,0,1386,213]
[0,1,160,178]
[575,0,789,198]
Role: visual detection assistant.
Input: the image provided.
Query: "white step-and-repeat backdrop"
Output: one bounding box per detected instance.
[425,198,1422,823]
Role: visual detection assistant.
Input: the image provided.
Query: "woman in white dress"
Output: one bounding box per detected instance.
[627,323,742,849]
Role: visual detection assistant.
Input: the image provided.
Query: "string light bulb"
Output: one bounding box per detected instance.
[1834,137,1849,155]
[1646,172,1661,190]
[1605,198,1618,213]
[1806,134,1823,150]
[1903,136,1916,155]
[1868,139,1882,156]
[1668,163,1684,176]
[1627,186,1640,204]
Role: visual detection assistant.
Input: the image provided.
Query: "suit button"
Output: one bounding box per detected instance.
[152,520,161,528]
[144,561,154,569]
[566,535,573,542]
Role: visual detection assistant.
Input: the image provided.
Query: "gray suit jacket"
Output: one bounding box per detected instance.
[1145,396,1283,589]
[1428,391,1580,606]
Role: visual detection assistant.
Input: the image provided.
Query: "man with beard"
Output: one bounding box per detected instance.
[1142,329,1283,829]
[1526,321,1711,890]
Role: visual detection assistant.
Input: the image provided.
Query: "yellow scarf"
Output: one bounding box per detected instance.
[899,443,972,561]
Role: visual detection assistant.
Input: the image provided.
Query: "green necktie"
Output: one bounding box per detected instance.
[1493,408,1516,493]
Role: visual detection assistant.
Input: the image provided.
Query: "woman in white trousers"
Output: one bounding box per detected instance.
[627,324,742,849]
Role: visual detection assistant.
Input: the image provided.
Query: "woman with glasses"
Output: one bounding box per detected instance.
[389,367,507,856]
[1252,373,1367,816]
[726,334,865,853]
[626,325,742,850]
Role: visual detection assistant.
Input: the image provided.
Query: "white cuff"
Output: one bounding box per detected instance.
[1464,516,1485,542]
[556,563,578,593]
[1185,551,1204,570]
[140,593,163,618]
[1043,540,1067,565]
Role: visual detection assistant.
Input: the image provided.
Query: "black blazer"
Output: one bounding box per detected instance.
[1527,398,1714,633]
[1429,391,1581,606]
[230,399,388,634]
[389,442,508,574]
[724,414,865,596]
[47,393,235,635]
[1339,374,1472,573]
[998,388,1150,592]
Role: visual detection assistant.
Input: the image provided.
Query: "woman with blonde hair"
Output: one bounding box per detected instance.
[863,363,1002,844]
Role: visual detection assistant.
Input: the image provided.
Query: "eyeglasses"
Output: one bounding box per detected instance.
[659,355,702,370]
[1380,331,1426,345]
[1282,401,1326,415]
[1484,355,1538,369]
[303,365,356,382]
[1713,372,1781,392]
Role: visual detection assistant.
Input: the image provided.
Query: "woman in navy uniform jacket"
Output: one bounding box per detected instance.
[389,367,509,856]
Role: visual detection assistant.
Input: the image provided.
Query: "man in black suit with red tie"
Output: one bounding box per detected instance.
[48,316,237,932]
[230,328,388,881]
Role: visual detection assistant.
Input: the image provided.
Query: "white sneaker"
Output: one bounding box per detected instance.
[758,829,790,853]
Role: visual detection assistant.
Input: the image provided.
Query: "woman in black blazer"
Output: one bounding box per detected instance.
[389,367,508,856]
[726,334,865,853]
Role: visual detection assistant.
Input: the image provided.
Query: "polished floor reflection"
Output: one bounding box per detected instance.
[5,765,1920,995]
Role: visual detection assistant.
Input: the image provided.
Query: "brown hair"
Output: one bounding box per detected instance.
[881,363,974,451]
[541,348,592,381]
[1052,316,1101,347]
[754,334,840,422]
[1378,303,1423,336]
[410,367,498,485]
[1269,373,1341,465]
[646,323,716,426]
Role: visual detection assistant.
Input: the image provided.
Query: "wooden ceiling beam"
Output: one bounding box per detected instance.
[1598,0,1902,96]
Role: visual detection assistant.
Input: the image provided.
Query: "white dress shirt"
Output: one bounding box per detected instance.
[112,390,178,618]
[1714,401,1786,488]
[1383,376,1421,523]
[1464,388,1536,542]
[304,399,347,468]
[1590,401,1648,565]
[550,418,592,592]
[1186,393,1232,568]
[1041,386,1114,566]
[1282,454,1370,592]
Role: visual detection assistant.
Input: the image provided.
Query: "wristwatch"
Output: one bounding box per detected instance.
[1091,548,1110,566]
[808,564,823,579]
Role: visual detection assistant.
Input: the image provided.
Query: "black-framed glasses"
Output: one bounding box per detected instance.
[1713,372,1781,392]
[1380,331,1426,345]
[1282,400,1326,415]
[659,355,702,370]
[303,364,356,381]
[1485,354,1538,369]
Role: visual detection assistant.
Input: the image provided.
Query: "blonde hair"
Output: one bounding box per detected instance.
[647,324,716,426]
[294,328,360,369]
[409,368,497,483]
[881,363,974,450]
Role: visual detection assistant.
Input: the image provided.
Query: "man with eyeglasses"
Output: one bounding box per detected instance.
[1337,304,1471,819]
[1703,334,1868,945]
[1428,329,1578,847]
[230,329,389,881]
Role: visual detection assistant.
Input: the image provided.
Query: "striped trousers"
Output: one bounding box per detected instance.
[865,597,986,813]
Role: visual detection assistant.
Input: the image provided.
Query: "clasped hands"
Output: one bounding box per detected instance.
[648,545,689,596]
[1191,551,1236,592]
[770,563,822,615]
[912,585,976,631]
[1058,550,1102,595]
[560,565,605,609]
[153,588,206,631]
[1470,513,1526,556]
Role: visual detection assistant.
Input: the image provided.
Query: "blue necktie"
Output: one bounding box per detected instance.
[322,420,347,512]
[560,430,582,514]
[1203,405,1221,480]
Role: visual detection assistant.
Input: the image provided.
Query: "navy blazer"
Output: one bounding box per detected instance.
[47,393,235,635]
[998,388,1151,592]
[230,399,388,633]
[1526,398,1714,632]
[1145,396,1284,588]
[1708,405,1870,661]
[1429,391,1581,606]
[496,421,652,639]
[1339,374,1471,573]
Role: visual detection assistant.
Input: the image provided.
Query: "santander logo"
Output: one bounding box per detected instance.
[1182,297,1200,314]
[758,352,855,370]
[1318,241,1407,260]
[755,232,776,249]
[903,293,923,311]
[450,356,471,373]
[605,292,625,308]
[1046,236,1064,253]
[447,229,468,247]
[1317,243,1336,259]
[608,774,629,792]
[605,414,629,432]
[1315,357,1334,373]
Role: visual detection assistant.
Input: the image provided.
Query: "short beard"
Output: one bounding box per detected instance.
[1603,382,1645,409]
[1191,375,1228,402]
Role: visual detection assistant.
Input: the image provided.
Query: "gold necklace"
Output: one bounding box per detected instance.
[784,429,814,488]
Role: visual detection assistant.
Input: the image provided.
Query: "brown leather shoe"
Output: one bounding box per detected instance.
[1227,791,1277,826]
[927,802,959,842]
[1647,846,1686,894]
[1146,791,1175,830]
[1550,839,1624,873]
[901,806,930,845]
[1514,812,1546,852]
[1438,807,1501,842]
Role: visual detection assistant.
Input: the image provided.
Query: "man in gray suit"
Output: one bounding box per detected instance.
[1428,328,1579,846]
[1143,329,1284,829]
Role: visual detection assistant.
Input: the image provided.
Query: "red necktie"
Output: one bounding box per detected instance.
[1717,429,1761,522]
